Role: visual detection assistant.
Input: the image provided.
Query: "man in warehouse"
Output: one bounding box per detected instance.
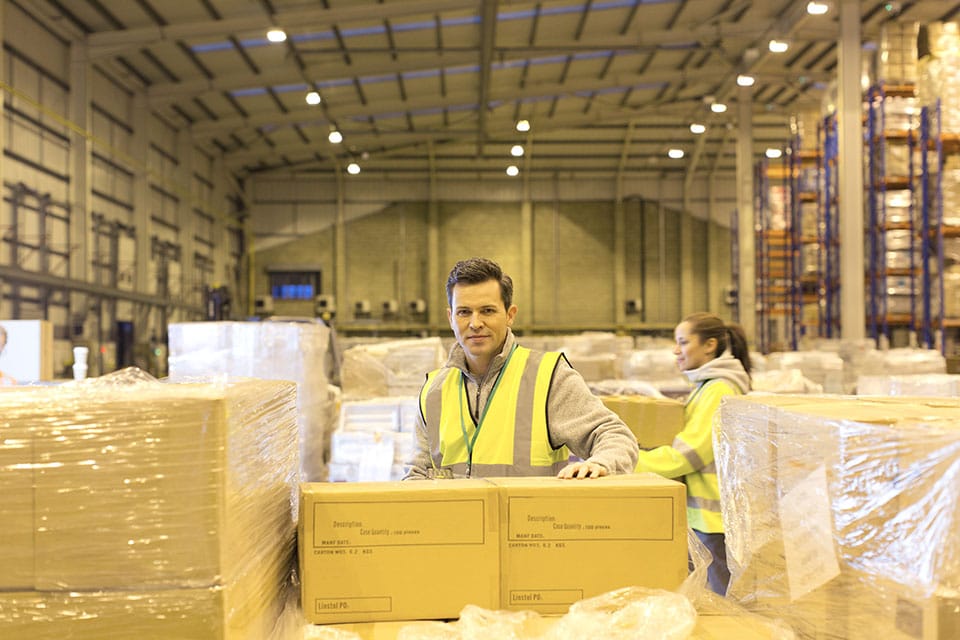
[404,257,638,479]
[0,324,17,386]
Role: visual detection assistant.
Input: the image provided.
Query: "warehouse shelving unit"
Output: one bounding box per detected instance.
[919,98,960,353]
[755,155,800,353]
[864,82,921,347]
[789,133,826,342]
[818,113,842,338]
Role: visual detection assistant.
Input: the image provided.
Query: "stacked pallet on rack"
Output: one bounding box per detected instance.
[918,22,960,353]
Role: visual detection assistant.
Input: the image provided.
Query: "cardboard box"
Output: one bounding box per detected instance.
[0,419,33,589]
[600,395,684,448]
[299,479,500,623]
[489,474,687,613]
[0,584,283,640]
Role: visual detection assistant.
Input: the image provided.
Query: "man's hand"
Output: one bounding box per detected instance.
[556,461,608,479]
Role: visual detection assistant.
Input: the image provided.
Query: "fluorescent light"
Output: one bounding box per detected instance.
[668,148,684,159]
[328,130,343,144]
[769,39,789,53]
[510,144,524,157]
[806,1,829,15]
[710,102,728,113]
[266,29,287,43]
[506,165,520,176]
[516,119,531,132]
[765,148,783,159]
[305,91,321,105]
[690,123,706,134]
[736,74,756,87]
[346,162,361,175]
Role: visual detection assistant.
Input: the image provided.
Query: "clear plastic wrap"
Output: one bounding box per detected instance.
[168,320,334,481]
[857,373,960,396]
[0,368,300,639]
[715,394,960,639]
[340,337,445,399]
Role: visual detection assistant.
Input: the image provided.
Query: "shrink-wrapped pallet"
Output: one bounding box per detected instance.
[715,395,960,639]
[0,369,300,639]
[168,320,334,481]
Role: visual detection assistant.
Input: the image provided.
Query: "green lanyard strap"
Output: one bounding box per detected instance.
[457,344,517,472]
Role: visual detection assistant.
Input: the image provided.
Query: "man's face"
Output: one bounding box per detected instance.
[448,279,517,373]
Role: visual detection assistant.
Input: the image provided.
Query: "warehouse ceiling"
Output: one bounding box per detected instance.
[23,0,960,181]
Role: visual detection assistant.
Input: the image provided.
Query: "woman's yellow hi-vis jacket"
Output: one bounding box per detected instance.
[418,345,570,477]
[635,354,749,534]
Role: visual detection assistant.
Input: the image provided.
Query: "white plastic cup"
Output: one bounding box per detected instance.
[72,363,88,381]
[73,346,89,365]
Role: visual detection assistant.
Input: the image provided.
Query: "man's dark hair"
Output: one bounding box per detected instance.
[446,257,513,309]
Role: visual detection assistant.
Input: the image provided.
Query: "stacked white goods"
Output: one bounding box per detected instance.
[328,397,420,482]
[715,395,960,640]
[857,372,960,396]
[168,321,334,482]
[340,337,446,399]
[919,23,960,130]
[766,184,789,230]
[878,21,919,84]
[856,347,947,377]
[618,348,688,394]
[559,332,633,382]
[0,371,299,640]
[751,369,823,394]
[765,351,845,393]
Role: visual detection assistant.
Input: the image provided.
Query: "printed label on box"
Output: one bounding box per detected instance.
[507,496,675,541]
[313,499,486,547]
[315,597,392,614]
[780,465,841,601]
[509,589,582,606]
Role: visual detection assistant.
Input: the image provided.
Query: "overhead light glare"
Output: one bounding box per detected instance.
[346,162,361,175]
[305,91,321,105]
[769,39,789,53]
[710,102,728,113]
[690,123,706,134]
[516,119,531,132]
[510,144,524,157]
[506,165,520,176]
[328,130,343,144]
[806,1,829,15]
[765,148,783,159]
[736,74,756,87]
[668,148,685,159]
[266,29,287,43]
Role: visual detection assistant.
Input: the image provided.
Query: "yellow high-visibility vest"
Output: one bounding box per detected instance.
[419,346,570,477]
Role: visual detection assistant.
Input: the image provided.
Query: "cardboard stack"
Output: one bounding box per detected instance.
[715,395,960,639]
[299,474,687,624]
[0,372,300,639]
[599,395,684,449]
[168,320,335,481]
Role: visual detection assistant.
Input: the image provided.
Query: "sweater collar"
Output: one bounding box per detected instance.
[447,328,516,380]
[683,352,750,393]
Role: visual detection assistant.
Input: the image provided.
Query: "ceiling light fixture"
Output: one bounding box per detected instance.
[668,148,685,159]
[806,1,829,15]
[710,102,728,114]
[765,148,783,159]
[769,39,789,53]
[510,144,524,157]
[506,165,520,176]
[305,91,321,105]
[690,123,706,134]
[736,74,756,87]
[328,130,343,144]
[266,29,287,43]
[516,119,530,132]
[346,162,361,175]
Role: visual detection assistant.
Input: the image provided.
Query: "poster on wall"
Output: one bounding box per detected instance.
[0,319,54,384]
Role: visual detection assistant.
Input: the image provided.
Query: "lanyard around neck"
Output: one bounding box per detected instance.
[457,344,517,469]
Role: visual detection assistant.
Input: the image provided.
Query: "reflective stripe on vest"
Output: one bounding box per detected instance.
[419,347,569,477]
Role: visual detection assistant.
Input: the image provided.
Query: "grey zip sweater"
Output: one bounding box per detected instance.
[405,329,639,478]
